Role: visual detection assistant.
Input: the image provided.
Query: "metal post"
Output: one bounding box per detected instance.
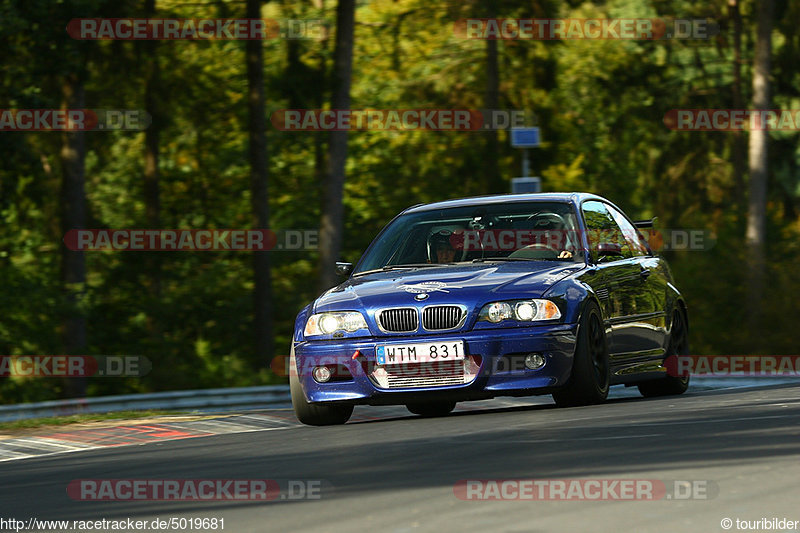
[522,148,529,178]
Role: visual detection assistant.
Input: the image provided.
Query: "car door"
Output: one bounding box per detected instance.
[605,203,665,357]
[581,201,657,363]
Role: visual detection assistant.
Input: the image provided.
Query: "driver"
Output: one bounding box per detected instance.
[428,230,457,263]
[531,214,573,259]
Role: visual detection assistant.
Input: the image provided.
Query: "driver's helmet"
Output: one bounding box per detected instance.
[530,213,569,251]
[531,213,565,231]
[427,228,458,262]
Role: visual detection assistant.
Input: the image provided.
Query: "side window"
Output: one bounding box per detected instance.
[581,201,630,261]
[606,204,649,257]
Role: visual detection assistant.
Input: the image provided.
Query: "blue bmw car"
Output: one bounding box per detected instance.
[290,193,689,425]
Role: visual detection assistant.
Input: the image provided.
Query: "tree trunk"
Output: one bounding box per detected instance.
[143,0,162,299]
[246,0,273,365]
[59,73,88,398]
[484,4,500,194]
[746,0,773,345]
[318,0,355,291]
[728,0,745,208]
[314,0,329,203]
[143,0,160,231]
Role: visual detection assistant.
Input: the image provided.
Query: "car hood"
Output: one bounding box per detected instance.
[313,262,584,312]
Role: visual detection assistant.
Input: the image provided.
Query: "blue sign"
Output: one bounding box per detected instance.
[511,177,541,193]
[510,127,540,148]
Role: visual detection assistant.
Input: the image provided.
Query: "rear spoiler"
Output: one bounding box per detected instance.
[633,217,657,229]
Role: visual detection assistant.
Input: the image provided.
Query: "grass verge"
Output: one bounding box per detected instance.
[0,410,181,431]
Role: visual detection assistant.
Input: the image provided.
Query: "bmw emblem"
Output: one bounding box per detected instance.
[414,293,429,301]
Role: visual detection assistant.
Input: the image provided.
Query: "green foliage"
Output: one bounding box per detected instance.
[1,0,799,403]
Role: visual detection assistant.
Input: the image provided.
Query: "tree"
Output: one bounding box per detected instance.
[59,71,88,398]
[746,0,774,343]
[318,0,355,291]
[143,0,162,298]
[728,0,745,207]
[247,0,273,365]
[484,1,500,194]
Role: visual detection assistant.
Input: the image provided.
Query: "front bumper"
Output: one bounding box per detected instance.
[293,323,578,405]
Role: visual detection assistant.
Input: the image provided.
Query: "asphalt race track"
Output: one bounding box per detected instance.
[2,382,800,533]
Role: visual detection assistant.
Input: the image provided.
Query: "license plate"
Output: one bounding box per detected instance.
[376,341,465,365]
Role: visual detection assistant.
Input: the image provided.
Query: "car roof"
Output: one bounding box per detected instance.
[402,192,607,214]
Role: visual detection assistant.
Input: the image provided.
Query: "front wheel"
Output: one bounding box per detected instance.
[552,301,610,407]
[406,401,456,417]
[637,309,690,398]
[290,349,353,426]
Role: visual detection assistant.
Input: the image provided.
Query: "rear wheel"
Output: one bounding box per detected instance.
[406,401,456,417]
[553,301,610,407]
[637,309,690,398]
[290,348,353,426]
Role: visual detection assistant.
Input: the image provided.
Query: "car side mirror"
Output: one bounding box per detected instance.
[633,217,657,229]
[596,242,622,261]
[335,262,353,276]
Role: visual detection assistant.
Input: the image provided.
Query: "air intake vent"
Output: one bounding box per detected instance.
[422,305,465,331]
[383,361,466,389]
[377,308,418,333]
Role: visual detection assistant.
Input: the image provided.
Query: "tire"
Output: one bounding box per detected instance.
[406,401,457,417]
[552,301,610,407]
[637,309,690,398]
[290,348,353,426]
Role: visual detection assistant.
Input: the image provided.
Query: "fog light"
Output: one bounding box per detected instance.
[524,353,545,370]
[313,366,332,383]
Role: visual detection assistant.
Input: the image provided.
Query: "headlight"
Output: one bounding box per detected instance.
[478,299,561,323]
[485,302,513,323]
[304,311,369,337]
[515,302,536,321]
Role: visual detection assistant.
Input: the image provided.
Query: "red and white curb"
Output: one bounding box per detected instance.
[0,412,301,463]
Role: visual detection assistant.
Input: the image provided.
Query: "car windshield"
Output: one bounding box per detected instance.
[354,200,584,274]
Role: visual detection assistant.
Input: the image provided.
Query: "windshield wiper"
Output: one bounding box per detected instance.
[352,263,449,277]
[472,257,565,262]
[473,257,531,262]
